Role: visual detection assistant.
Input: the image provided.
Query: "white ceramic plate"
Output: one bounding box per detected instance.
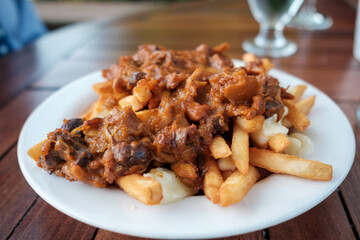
[18,60,355,239]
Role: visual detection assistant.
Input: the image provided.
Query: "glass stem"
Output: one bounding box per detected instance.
[306,0,318,14]
[254,25,287,49]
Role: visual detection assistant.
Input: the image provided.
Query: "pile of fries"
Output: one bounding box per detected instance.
[204,81,332,206]
[28,47,333,207]
[90,54,331,206]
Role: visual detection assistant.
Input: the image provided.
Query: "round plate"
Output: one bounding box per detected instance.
[18,60,356,239]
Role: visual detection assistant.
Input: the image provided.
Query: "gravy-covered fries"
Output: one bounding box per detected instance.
[27,43,332,207]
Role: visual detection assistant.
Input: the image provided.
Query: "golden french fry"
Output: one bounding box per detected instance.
[92,81,113,96]
[219,166,259,206]
[82,102,96,120]
[209,136,232,159]
[231,120,249,174]
[268,133,290,153]
[146,168,192,204]
[62,162,87,181]
[249,148,332,181]
[284,100,310,131]
[133,79,152,105]
[135,109,158,122]
[221,170,234,181]
[242,53,258,62]
[295,95,315,115]
[158,152,177,163]
[118,95,144,112]
[289,85,307,102]
[90,94,117,118]
[27,140,46,161]
[217,156,236,171]
[116,174,163,205]
[235,115,264,133]
[261,58,274,72]
[171,162,198,181]
[203,158,224,204]
[281,118,292,129]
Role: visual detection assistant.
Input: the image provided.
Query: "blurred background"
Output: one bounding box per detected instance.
[33,0,186,30]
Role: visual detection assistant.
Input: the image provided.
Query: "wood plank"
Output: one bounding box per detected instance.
[338,103,360,236]
[0,90,53,157]
[0,20,107,108]
[8,198,96,240]
[269,192,355,240]
[94,229,263,240]
[0,146,38,240]
[32,61,109,88]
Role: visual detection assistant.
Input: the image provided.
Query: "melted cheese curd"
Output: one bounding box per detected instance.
[251,107,314,157]
[144,168,192,204]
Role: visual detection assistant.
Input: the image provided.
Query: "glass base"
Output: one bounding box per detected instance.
[288,12,333,30]
[242,38,297,58]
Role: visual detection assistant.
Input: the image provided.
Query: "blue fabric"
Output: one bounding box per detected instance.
[0,0,47,56]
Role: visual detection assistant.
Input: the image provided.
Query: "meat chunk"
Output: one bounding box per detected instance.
[112,138,154,176]
[104,107,153,143]
[40,128,91,175]
[61,118,83,132]
[154,123,200,162]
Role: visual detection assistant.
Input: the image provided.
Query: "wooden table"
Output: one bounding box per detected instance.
[1,0,359,239]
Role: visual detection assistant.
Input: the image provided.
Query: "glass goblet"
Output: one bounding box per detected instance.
[288,0,333,30]
[242,0,304,58]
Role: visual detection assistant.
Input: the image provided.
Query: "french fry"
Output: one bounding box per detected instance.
[284,100,310,131]
[289,85,307,102]
[133,79,152,105]
[242,53,258,62]
[158,152,177,164]
[82,102,96,120]
[116,174,163,205]
[209,136,232,159]
[217,156,236,171]
[118,95,143,112]
[235,115,264,133]
[281,118,292,129]
[90,94,117,118]
[231,120,249,174]
[203,158,224,204]
[268,133,290,153]
[261,58,274,72]
[249,148,332,181]
[295,95,315,115]
[146,168,192,204]
[92,81,113,96]
[221,170,234,181]
[135,109,158,122]
[27,140,46,161]
[171,162,198,181]
[219,166,259,206]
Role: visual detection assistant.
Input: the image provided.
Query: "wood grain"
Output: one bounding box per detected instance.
[338,103,360,235]
[269,192,356,240]
[0,146,38,240]
[8,198,96,240]
[0,20,106,108]
[0,90,52,157]
[95,229,264,240]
